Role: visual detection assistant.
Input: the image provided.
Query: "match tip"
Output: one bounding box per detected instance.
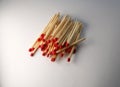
[28,48,32,52]
[41,44,47,51]
[67,48,72,53]
[54,38,58,42]
[54,43,58,47]
[41,33,45,37]
[67,58,71,62]
[73,49,76,54]
[30,53,34,56]
[37,38,41,42]
[66,42,69,47]
[49,52,52,55]
[42,52,46,56]
[51,58,56,62]
[39,45,41,48]
[42,39,46,42]
[29,48,34,52]
[60,53,64,57]
[52,51,56,55]
[59,45,63,49]
[47,40,51,43]
[54,47,59,51]
[47,54,49,57]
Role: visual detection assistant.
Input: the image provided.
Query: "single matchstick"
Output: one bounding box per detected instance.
[56,38,86,54]
[30,42,40,56]
[67,30,80,62]
[51,54,58,62]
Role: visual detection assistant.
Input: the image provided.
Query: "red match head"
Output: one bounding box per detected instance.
[54,38,58,42]
[65,42,69,47]
[42,52,46,56]
[52,38,58,42]
[42,39,46,42]
[59,45,62,49]
[54,43,59,47]
[60,53,64,57]
[41,44,48,51]
[54,47,59,51]
[39,45,41,48]
[49,52,52,55]
[51,58,56,62]
[66,48,72,53]
[47,40,51,43]
[73,49,76,54]
[47,54,49,57]
[37,38,41,42]
[41,33,45,38]
[52,51,56,55]
[28,47,35,52]
[67,58,71,62]
[30,53,34,56]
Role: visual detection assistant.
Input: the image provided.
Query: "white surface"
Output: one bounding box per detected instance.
[0,0,120,87]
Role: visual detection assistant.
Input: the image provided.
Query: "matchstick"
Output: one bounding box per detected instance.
[51,54,58,62]
[67,30,80,62]
[56,38,86,54]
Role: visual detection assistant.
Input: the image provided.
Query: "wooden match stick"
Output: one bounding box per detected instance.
[67,30,80,62]
[30,42,40,56]
[67,46,75,62]
[51,54,58,62]
[56,38,86,54]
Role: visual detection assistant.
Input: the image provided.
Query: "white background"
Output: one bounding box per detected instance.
[0,0,120,87]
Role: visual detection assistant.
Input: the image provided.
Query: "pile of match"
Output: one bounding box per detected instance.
[28,13,86,62]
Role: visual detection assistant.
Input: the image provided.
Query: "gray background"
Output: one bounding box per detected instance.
[0,0,120,87]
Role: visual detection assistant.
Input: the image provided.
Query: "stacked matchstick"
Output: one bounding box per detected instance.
[28,13,86,62]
